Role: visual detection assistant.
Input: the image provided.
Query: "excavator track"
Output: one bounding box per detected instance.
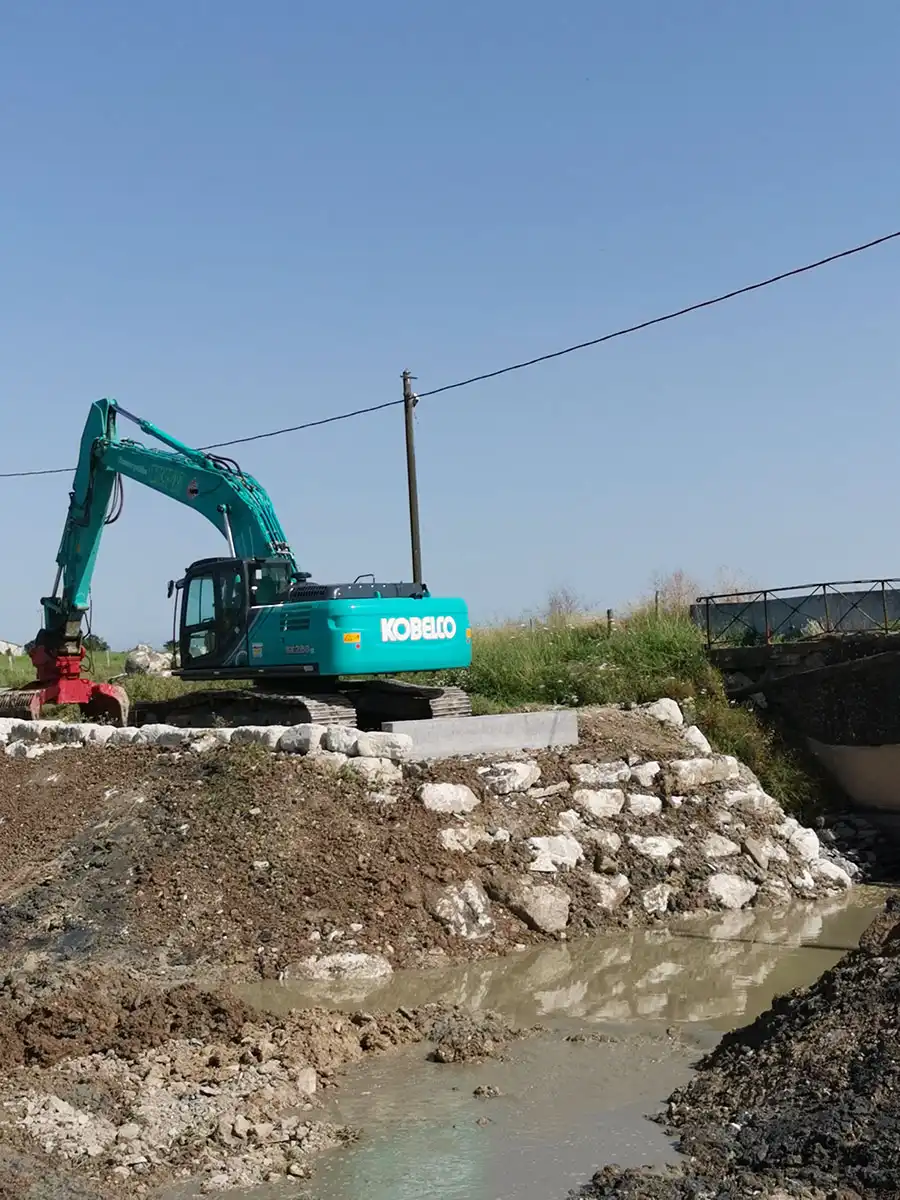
[132,688,358,729]
[341,679,473,727]
[131,679,472,730]
[0,689,41,720]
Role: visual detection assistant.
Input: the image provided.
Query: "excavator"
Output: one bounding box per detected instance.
[0,398,472,729]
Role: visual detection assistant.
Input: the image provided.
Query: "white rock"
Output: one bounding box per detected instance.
[276,724,327,754]
[222,726,275,748]
[702,833,741,860]
[668,756,741,789]
[789,827,821,862]
[811,859,853,890]
[0,717,22,745]
[630,761,661,787]
[323,726,361,756]
[758,879,792,907]
[354,731,413,762]
[556,809,583,833]
[188,732,222,755]
[431,879,495,940]
[775,817,801,841]
[707,873,758,910]
[47,723,88,745]
[6,720,45,743]
[83,725,115,746]
[628,793,663,817]
[135,720,189,739]
[742,836,772,870]
[124,644,172,675]
[345,757,403,785]
[627,834,682,860]
[492,828,511,843]
[581,828,622,855]
[642,698,684,726]
[437,825,492,853]
[294,1067,317,1095]
[501,880,570,933]
[529,781,571,801]
[480,761,541,795]
[668,795,685,808]
[309,749,349,771]
[527,834,584,872]
[573,788,625,819]
[641,884,673,915]
[790,869,817,892]
[682,725,712,754]
[418,782,480,814]
[589,872,631,911]
[5,741,28,759]
[288,952,393,982]
[723,788,781,816]
[571,761,630,786]
[108,726,140,746]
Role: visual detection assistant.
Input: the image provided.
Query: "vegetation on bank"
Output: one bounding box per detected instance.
[0,581,820,816]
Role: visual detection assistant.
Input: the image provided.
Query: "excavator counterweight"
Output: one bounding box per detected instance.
[2,399,472,729]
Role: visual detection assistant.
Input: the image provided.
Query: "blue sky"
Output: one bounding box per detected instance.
[1,1,898,648]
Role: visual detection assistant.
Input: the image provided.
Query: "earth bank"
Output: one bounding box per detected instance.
[0,702,886,987]
[0,700,896,1197]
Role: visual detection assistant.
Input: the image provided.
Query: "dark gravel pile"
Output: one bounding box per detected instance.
[576,893,900,1199]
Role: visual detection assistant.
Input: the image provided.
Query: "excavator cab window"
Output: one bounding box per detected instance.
[249,561,291,607]
[181,560,248,668]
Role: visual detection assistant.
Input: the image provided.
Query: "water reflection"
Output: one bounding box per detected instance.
[237,890,885,1032]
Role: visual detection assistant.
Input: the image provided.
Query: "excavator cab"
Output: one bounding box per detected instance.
[172,556,299,672]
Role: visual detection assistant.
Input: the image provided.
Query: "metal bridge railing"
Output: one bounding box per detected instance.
[690,578,900,649]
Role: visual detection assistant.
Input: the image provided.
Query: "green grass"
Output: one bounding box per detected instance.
[0,606,818,815]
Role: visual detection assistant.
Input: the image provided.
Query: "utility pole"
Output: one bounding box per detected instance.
[402,369,423,585]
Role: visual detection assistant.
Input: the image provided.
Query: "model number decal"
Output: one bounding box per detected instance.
[381,616,457,643]
[285,643,313,655]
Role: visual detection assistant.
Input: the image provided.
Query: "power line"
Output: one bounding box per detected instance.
[416,228,900,397]
[0,398,404,478]
[2,227,897,480]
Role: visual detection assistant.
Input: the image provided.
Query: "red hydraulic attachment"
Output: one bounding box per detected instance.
[0,643,129,723]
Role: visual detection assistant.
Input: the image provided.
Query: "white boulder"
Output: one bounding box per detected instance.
[430,880,495,940]
[707,873,758,910]
[527,834,584,872]
[418,782,480,814]
[479,761,541,795]
[574,788,625,819]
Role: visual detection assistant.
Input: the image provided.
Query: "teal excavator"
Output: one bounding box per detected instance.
[1,399,472,728]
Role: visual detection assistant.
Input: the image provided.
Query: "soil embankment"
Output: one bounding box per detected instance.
[579,895,900,1199]
[0,701,896,1197]
[0,705,885,986]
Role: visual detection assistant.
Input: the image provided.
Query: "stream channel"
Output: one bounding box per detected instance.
[217,888,886,1200]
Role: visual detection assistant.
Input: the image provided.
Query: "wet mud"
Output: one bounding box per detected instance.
[578,894,900,1199]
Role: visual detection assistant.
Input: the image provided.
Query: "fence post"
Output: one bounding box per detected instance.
[882,581,889,634]
[606,608,613,635]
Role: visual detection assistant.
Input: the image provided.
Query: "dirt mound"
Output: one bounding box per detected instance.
[0,970,255,1070]
[576,895,900,1198]
[0,716,888,990]
[0,967,533,1196]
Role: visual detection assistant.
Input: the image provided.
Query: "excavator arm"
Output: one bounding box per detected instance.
[8,398,300,723]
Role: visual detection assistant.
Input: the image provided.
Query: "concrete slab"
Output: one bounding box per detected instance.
[381,709,579,761]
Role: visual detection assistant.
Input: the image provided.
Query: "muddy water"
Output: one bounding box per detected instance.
[237,888,884,1031]
[231,890,886,1200]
